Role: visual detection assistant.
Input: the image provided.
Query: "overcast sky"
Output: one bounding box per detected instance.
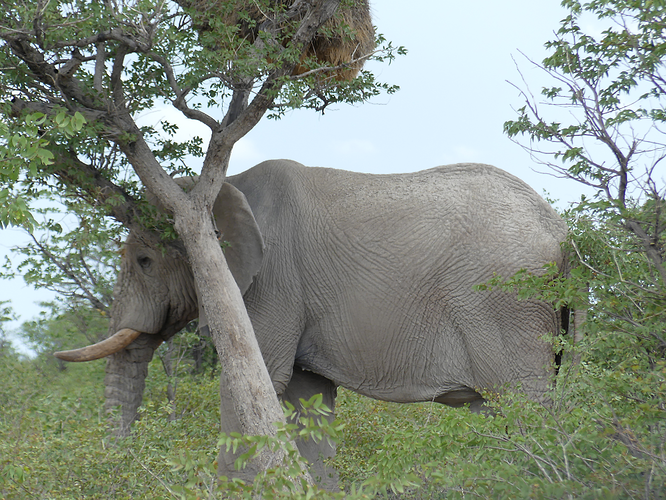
[2,0,586,346]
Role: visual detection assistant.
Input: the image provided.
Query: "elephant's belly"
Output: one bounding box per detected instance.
[349,382,483,406]
[294,275,556,406]
[306,361,480,405]
[295,325,479,405]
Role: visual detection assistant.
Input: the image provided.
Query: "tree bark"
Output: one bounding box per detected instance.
[173,203,298,476]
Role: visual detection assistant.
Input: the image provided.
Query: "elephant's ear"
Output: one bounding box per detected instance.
[213,183,264,295]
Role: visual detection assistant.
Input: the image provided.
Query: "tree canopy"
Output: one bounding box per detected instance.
[0,0,400,233]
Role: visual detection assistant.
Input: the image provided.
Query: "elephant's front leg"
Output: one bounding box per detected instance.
[281,366,339,489]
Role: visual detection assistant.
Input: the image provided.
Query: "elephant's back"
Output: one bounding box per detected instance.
[231,159,566,273]
[303,161,565,271]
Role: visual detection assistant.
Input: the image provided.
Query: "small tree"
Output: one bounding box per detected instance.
[2,199,122,313]
[505,0,666,349]
[503,0,666,491]
[0,301,18,358]
[0,0,400,479]
[505,0,666,282]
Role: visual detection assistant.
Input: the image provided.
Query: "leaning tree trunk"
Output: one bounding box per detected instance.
[104,334,163,437]
[173,203,305,479]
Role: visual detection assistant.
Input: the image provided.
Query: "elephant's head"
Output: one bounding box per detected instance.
[55,179,264,435]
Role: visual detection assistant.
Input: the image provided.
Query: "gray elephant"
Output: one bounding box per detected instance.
[57,159,570,485]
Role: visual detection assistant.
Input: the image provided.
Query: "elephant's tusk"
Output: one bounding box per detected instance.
[54,328,142,362]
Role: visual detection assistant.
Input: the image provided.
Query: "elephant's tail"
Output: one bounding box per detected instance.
[555,306,585,373]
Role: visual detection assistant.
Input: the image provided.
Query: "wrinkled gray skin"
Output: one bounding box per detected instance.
[104,159,568,486]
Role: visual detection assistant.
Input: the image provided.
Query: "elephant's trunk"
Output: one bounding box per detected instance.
[103,334,163,437]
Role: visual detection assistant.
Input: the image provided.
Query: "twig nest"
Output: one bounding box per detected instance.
[181,0,375,81]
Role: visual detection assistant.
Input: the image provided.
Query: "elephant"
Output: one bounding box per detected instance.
[56,159,570,486]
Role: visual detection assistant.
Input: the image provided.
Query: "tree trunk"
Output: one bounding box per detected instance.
[173,206,302,478]
[159,339,178,422]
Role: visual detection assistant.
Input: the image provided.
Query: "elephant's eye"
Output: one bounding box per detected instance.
[137,255,152,269]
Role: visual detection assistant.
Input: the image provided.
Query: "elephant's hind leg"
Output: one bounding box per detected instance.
[281,366,339,489]
[434,388,485,410]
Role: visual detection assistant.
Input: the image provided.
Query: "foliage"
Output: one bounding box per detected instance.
[148,321,219,422]
[3,351,664,500]
[1,198,125,314]
[167,394,347,499]
[0,110,85,232]
[0,354,221,499]
[17,303,110,361]
[0,0,402,235]
[503,0,666,425]
[0,354,354,500]
[1,199,121,358]
[0,300,18,357]
[457,216,666,498]
[504,0,666,282]
[336,383,666,499]
[486,0,666,497]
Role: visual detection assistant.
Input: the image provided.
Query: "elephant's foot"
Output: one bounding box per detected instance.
[292,432,339,489]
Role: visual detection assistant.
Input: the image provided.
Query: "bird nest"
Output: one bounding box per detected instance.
[179,0,375,81]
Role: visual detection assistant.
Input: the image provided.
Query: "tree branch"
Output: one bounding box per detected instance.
[148,52,222,131]
[28,234,109,313]
[94,42,105,92]
[625,219,666,285]
[192,0,342,206]
[7,39,103,111]
[110,44,128,110]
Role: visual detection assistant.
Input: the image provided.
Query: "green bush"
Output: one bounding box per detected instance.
[2,337,665,499]
[0,355,219,499]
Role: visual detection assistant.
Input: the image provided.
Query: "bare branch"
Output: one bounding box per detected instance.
[28,234,109,312]
[148,52,221,131]
[94,42,105,92]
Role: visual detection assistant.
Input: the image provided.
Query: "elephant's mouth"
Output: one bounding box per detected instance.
[54,328,144,362]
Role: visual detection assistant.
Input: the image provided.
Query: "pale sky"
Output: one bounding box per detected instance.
[2,0,585,347]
